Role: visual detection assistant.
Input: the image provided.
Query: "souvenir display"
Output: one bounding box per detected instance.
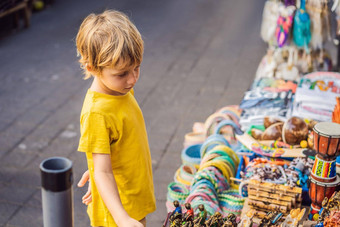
[291,72,340,122]
[163,1,340,226]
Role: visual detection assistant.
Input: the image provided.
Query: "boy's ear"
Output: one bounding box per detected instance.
[86,64,93,72]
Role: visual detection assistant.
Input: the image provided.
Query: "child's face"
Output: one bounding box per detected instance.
[97,64,140,96]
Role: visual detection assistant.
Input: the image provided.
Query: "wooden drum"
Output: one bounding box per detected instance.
[313,122,340,158]
[309,175,340,210]
[311,154,337,183]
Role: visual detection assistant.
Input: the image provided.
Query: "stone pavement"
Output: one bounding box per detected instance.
[0,0,266,226]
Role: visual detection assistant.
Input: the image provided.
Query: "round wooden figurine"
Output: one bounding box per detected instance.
[182,203,194,227]
[169,200,182,225]
[222,213,237,227]
[193,204,207,227]
[205,212,224,227]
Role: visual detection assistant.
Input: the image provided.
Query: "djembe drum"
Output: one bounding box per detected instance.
[309,122,340,220]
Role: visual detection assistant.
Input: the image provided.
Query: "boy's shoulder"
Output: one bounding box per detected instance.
[81,91,111,116]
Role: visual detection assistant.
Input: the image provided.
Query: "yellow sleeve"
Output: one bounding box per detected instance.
[78,112,111,154]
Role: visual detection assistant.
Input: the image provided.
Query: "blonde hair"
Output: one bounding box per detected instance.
[76,10,144,79]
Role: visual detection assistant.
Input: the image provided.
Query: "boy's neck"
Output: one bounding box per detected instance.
[90,77,126,96]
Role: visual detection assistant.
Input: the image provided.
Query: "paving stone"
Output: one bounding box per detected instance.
[0,202,20,226]
[148,199,168,221]
[7,204,43,227]
[0,184,36,205]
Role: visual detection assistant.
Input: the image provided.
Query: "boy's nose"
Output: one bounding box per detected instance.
[128,72,138,84]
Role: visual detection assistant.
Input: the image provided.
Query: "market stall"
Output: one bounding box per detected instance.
[163,0,340,226]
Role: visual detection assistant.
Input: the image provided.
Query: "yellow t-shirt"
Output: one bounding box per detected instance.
[78,89,156,227]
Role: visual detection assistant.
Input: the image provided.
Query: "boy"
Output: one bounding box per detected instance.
[76,10,156,227]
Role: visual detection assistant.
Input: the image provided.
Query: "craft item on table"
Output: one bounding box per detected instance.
[216,105,242,124]
[261,122,283,141]
[193,204,207,227]
[174,164,196,186]
[213,119,243,151]
[218,189,245,216]
[193,122,206,134]
[184,105,241,150]
[205,106,242,136]
[308,122,340,219]
[221,213,237,227]
[263,116,284,129]
[238,209,255,227]
[205,211,224,227]
[182,203,194,227]
[307,130,314,149]
[271,140,294,149]
[323,210,340,227]
[184,132,205,149]
[293,0,311,51]
[315,191,340,226]
[285,157,314,188]
[281,208,306,227]
[166,182,190,212]
[169,200,182,223]
[246,116,311,149]
[275,4,295,47]
[202,145,240,171]
[309,178,340,218]
[236,133,305,158]
[313,122,340,159]
[258,211,283,226]
[239,85,294,131]
[250,128,263,141]
[241,158,286,185]
[200,134,231,159]
[184,140,243,217]
[337,156,340,177]
[182,144,202,169]
[332,97,340,124]
[245,179,302,215]
[191,167,229,195]
[187,178,222,216]
[311,155,337,182]
[291,72,340,122]
[205,112,236,137]
[282,116,309,145]
[251,77,298,93]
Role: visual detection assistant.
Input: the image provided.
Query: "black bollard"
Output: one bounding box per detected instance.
[40,157,73,227]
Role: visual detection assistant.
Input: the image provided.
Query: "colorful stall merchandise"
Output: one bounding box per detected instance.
[245,180,302,214]
[291,72,340,122]
[163,201,238,227]
[315,191,340,226]
[163,1,340,226]
[308,122,340,220]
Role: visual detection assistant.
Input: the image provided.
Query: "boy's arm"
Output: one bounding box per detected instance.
[92,153,143,227]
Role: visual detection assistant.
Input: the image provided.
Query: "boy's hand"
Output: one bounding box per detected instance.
[118,217,144,227]
[77,170,92,205]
